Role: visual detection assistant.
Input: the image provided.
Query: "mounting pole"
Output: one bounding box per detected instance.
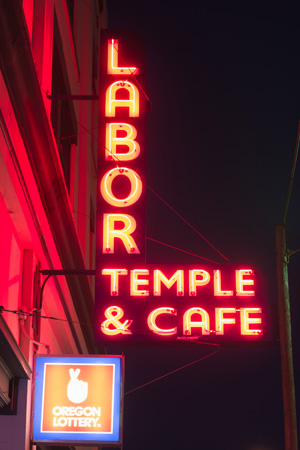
[37,269,96,312]
[275,224,298,450]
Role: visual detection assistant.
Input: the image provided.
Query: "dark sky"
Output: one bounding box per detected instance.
[105,2,300,449]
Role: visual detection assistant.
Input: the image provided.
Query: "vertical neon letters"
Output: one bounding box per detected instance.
[101,37,142,255]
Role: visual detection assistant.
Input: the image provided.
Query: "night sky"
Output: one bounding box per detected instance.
[104,2,300,449]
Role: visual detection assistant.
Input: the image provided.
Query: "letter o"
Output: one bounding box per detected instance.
[84,407,92,416]
[100,167,142,207]
[52,406,62,416]
[58,417,67,426]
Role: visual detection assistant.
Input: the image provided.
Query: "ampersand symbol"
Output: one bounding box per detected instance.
[101,306,132,335]
[67,368,88,404]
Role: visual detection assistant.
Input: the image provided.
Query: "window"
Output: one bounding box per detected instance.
[0,315,31,415]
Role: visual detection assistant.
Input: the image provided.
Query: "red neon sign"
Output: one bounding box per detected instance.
[95,264,268,342]
[95,32,270,345]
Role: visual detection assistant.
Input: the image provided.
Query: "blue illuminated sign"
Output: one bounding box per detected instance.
[32,355,124,446]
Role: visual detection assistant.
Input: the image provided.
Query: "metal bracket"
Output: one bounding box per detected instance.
[37,269,96,312]
[287,247,300,258]
[46,94,99,101]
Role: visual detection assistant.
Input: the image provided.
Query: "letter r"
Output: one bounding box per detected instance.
[103,213,140,254]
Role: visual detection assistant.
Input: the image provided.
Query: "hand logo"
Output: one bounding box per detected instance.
[67,368,88,404]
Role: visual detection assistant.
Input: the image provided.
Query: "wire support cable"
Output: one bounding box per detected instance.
[145,185,229,262]
[124,345,220,396]
[0,306,222,341]
[97,138,230,263]
[145,237,220,264]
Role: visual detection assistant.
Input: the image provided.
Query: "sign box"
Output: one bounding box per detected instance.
[94,264,271,345]
[32,355,124,446]
[95,32,272,346]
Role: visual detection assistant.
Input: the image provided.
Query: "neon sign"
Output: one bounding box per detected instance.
[95,32,271,344]
[95,263,268,342]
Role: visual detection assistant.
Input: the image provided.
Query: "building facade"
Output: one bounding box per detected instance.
[0,0,107,448]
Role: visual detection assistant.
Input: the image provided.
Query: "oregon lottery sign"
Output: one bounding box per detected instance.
[95,31,271,345]
[32,355,124,446]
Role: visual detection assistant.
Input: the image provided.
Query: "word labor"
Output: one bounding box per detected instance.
[100,38,143,255]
